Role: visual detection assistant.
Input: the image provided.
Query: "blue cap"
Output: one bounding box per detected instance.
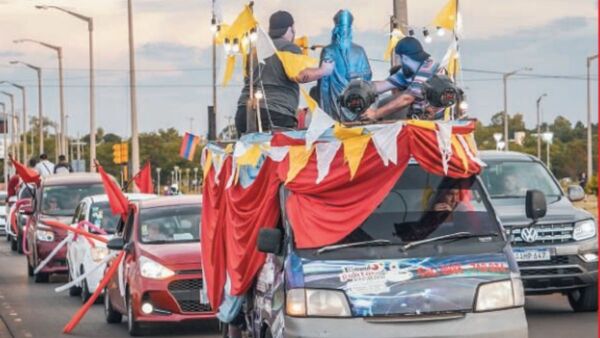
[394,37,430,62]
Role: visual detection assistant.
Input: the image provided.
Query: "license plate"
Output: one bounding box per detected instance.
[513,248,551,262]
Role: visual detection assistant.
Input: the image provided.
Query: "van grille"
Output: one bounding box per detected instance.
[507,223,574,246]
[167,279,211,313]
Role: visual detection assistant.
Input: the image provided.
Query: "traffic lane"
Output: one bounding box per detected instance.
[525,294,598,338]
[0,241,220,338]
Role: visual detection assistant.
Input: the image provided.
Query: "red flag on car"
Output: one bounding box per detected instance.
[96,162,129,220]
[10,156,41,185]
[132,161,154,194]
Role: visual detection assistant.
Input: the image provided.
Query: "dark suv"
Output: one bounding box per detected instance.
[480,151,597,312]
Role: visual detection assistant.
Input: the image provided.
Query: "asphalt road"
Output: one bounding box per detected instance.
[0,240,597,338]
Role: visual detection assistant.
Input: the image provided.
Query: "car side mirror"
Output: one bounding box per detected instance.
[19,200,34,215]
[567,185,585,202]
[107,237,125,251]
[526,190,547,221]
[257,228,283,254]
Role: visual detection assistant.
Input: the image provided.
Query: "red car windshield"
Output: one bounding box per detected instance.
[138,205,201,244]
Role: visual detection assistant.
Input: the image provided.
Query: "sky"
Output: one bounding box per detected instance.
[0,0,597,138]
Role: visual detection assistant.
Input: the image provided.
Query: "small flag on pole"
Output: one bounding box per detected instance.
[180,132,201,161]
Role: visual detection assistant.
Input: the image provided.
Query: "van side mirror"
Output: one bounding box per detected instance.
[107,237,125,251]
[526,190,547,221]
[567,185,585,202]
[257,228,283,254]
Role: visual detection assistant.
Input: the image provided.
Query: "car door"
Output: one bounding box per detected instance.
[67,202,86,280]
[109,209,135,313]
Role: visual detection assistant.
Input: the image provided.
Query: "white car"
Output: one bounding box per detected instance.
[66,193,156,303]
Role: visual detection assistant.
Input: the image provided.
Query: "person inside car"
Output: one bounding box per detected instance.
[144,223,169,242]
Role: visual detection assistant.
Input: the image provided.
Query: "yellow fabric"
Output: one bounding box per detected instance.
[432,0,458,30]
[295,36,310,56]
[301,87,318,112]
[406,120,437,131]
[203,151,213,180]
[224,144,234,154]
[215,24,231,45]
[333,123,364,140]
[224,5,257,41]
[451,135,469,173]
[236,144,262,167]
[465,133,479,156]
[223,55,237,86]
[276,51,318,80]
[342,134,371,179]
[447,51,460,78]
[285,145,314,183]
[383,32,402,61]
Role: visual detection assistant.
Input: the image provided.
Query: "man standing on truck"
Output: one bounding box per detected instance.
[235,11,334,135]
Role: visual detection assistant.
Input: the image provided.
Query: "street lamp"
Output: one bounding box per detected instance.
[536,93,548,159]
[493,133,503,151]
[10,60,43,156]
[13,38,66,158]
[0,102,7,184]
[193,167,199,192]
[36,5,96,172]
[542,132,554,169]
[156,167,161,195]
[503,67,532,150]
[1,92,17,162]
[0,82,27,161]
[586,54,598,180]
[127,0,140,178]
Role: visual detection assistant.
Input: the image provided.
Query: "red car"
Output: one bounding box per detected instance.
[104,195,215,336]
[24,173,105,282]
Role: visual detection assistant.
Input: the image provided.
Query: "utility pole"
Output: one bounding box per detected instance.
[127,0,140,178]
[0,103,6,184]
[587,54,598,180]
[0,82,27,161]
[1,92,17,162]
[502,67,531,150]
[536,93,547,159]
[10,61,43,155]
[392,0,409,36]
[211,0,218,134]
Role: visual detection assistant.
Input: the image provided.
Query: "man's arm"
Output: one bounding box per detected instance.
[295,61,335,84]
[371,80,397,94]
[362,93,415,120]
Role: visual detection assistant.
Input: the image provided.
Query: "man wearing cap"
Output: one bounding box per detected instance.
[235,11,334,135]
[362,37,442,121]
[318,9,372,120]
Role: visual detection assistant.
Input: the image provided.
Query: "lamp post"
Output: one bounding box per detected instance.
[127,0,140,177]
[542,132,554,169]
[13,38,66,158]
[502,67,532,150]
[536,93,548,159]
[587,54,598,180]
[0,82,27,161]
[36,5,96,171]
[1,92,17,162]
[0,102,6,184]
[193,167,199,192]
[156,167,161,195]
[9,61,43,155]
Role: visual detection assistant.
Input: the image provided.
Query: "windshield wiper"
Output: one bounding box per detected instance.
[400,232,499,251]
[316,239,392,255]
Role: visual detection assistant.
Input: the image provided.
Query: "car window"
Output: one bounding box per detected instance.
[89,202,121,234]
[72,204,82,224]
[138,205,201,244]
[123,211,135,243]
[480,161,562,198]
[41,184,105,216]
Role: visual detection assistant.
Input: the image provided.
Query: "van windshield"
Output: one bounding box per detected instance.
[480,161,562,199]
[42,184,105,216]
[326,166,500,247]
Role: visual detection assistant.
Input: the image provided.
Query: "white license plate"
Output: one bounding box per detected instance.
[513,248,551,262]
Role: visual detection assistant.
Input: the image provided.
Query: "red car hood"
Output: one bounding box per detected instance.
[138,241,202,267]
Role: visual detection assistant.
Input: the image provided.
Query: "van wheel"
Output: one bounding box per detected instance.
[34,272,49,283]
[568,285,598,312]
[127,291,144,336]
[26,258,34,277]
[104,287,122,324]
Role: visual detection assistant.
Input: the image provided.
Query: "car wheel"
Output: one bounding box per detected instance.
[104,287,123,324]
[81,278,92,303]
[220,322,228,338]
[568,285,598,312]
[264,328,273,338]
[16,233,23,254]
[127,291,144,336]
[10,235,17,251]
[67,263,82,296]
[34,272,49,283]
[26,257,34,277]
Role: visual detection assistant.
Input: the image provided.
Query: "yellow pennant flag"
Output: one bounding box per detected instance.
[447,51,460,78]
[236,144,262,167]
[224,143,234,154]
[384,30,404,61]
[451,135,469,173]
[406,119,437,131]
[276,51,318,80]
[432,0,458,30]
[202,150,213,180]
[223,55,237,86]
[285,145,314,183]
[215,24,231,45]
[224,5,257,41]
[300,87,318,112]
[333,124,371,179]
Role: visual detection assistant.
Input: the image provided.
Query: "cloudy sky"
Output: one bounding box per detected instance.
[0,0,597,138]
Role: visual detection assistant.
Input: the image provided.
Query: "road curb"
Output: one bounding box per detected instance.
[0,314,13,338]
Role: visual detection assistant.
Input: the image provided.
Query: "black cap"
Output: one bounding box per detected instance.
[269,11,294,38]
[394,37,430,62]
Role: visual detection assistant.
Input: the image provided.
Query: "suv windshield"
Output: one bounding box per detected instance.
[138,205,201,244]
[480,161,562,199]
[42,184,105,216]
[89,202,121,234]
[311,165,500,249]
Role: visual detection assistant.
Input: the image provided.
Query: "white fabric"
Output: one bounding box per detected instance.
[440,39,458,70]
[232,141,247,159]
[54,251,119,293]
[35,160,55,177]
[225,157,237,189]
[315,141,341,184]
[118,255,126,297]
[367,122,404,166]
[457,135,486,167]
[266,146,290,162]
[212,153,226,184]
[306,108,335,149]
[436,122,454,175]
[256,26,277,64]
[34,233,72,274]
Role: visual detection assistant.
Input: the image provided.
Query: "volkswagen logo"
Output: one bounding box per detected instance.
[520,227,539,243]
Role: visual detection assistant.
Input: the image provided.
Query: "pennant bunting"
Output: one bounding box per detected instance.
[256,26,277,64]
[285,145,314,183]
[266,146,290,162]
[451,135,469,174]
[300,87,318,112]
[202,150,213,180]
[305,108,335,149]
[367,122,404,166]
[384,30,404,61]
[236,144,262,167]
[315,141,341,184]
[435,122,454,175]
[333,124,371,179]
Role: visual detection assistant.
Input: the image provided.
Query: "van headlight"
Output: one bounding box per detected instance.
[91,247,109,262]
[475,278,524,312]
[573,220,596,241]
[36,229,55,242]
[286,289,351,317]
[139,256,174,280]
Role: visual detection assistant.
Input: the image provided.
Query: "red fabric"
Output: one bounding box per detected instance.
[7,175,20,198]
[11,159,40,185]
[224,159,281,296]
[133,161,154,194]
[97,165,128,221]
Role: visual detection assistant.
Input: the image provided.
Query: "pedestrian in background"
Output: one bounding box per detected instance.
[34,153,55,177]
[54,155,73,174]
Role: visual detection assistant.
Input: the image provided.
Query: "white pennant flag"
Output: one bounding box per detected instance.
[213,153,226,184]
[256,26,277,64]
[316,141,341,184]
[306,108,335,149]
[266,146,290,162]
[368,122,404,166]
[436,122,454,175]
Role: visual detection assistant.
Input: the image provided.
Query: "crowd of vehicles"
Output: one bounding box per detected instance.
[0,149,596,337]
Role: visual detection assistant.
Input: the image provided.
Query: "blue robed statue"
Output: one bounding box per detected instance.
[318,9,372,120]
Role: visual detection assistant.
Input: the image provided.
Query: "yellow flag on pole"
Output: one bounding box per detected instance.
[223,55,237,86]
[276,51,318,80]
[384,30,404,61]
[432,0,458,30]
[225,5,257,41]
